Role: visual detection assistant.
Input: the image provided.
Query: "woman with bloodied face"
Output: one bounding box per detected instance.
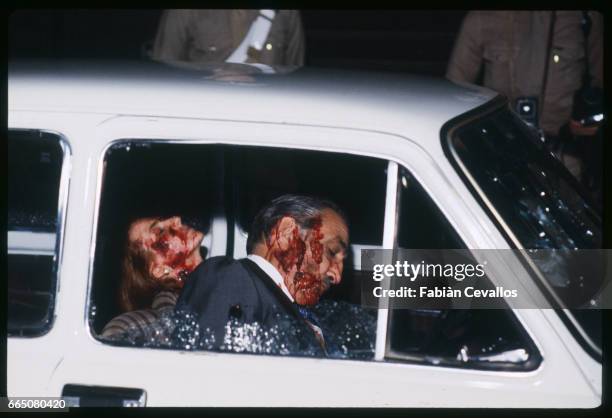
[100,216,205,340]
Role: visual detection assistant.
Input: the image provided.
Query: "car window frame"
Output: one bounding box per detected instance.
[87,137,394,360]
[85,123,543,372]
[379,160,542,372]
[7,128,72,337]
[441,96,602,362]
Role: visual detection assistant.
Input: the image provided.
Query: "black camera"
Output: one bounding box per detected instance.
[572,86,604,127]
[515,96,539,127]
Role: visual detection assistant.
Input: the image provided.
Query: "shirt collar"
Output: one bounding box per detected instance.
[246,254,294,302]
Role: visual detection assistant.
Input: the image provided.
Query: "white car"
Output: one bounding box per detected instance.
[7,60,602,408]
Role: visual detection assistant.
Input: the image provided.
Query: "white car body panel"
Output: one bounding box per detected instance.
[7,62,601,407]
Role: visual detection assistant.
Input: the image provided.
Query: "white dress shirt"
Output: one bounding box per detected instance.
[246,254,326,350]
[246,254,294,302]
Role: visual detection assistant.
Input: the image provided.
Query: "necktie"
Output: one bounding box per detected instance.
[297,306,321,328]
[297,306,326,352]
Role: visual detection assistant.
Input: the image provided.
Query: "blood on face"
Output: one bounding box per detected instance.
[150,227,196,287]
[271,224,307,274]
[308,217,324,264]
[268,216,327,306]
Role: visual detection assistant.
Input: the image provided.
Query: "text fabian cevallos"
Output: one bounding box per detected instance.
[371,261,518,299]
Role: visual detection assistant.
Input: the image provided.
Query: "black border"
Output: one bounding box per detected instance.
[4,4,611,417]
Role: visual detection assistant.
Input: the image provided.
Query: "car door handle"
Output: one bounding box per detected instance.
[62,384,146,407]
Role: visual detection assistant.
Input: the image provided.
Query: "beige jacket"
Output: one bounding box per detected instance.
[152,9,305,67]
[446,11,603,136]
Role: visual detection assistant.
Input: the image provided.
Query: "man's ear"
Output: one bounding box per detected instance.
[274,216,298,250]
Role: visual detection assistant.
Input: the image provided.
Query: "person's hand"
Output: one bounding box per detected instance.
[569,119,600,137]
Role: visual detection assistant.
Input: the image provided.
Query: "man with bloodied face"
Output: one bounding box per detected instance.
[176,194,349,354]
[248,198,348,307]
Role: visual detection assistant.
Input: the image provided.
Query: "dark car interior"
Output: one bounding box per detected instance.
[90,142,386,334]
[8,131,64,337]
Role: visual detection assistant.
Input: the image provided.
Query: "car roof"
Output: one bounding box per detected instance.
[9,60,498,136]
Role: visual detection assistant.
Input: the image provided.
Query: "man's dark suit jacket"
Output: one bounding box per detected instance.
[175,256,323,355]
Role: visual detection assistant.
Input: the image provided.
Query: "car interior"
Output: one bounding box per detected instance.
[83,140,541,370]
[6,131,541,369]
[90,142,387,335]
[8,131,64,336]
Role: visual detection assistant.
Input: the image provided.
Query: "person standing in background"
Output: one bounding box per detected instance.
[446,11,603,202]
[151,9,305,67]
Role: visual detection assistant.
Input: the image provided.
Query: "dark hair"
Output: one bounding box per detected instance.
[246,194,348,254]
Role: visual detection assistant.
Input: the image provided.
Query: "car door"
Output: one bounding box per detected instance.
[35,115,599,407]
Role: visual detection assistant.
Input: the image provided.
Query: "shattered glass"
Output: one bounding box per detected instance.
[99,299,377,360]
[452,109,602,297]
[8,131,63,232]
[453,109,601,250]
[313,299,376,360]
[451,107,602,348]
[8,131,64,336]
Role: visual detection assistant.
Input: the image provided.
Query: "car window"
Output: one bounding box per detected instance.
[232,146,387,245]
[8,130,68,336]
[447,106,601,355]
[91,143,221,333]
[91,142,382,360]
[385,167,541,371]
